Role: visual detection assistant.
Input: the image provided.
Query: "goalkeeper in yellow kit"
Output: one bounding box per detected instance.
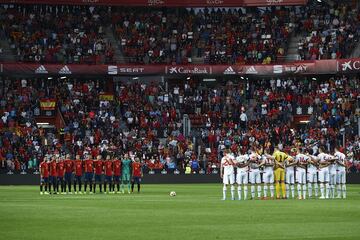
[266,147,292,199]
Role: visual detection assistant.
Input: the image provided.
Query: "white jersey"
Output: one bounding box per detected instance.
[235,154,249,172]
[334,151,346,172]
[285,158,295,172]
[328,154,337,173]
[221,154,235,175]
[295,153,309,169]
[249,153,260,170]
[317,152,330,168]
[262,155,274,172]
[307,155,318,173]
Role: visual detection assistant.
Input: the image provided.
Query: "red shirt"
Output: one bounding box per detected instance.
[57,162,65,177]
[104,160,113,176]
[84,159,94,173]
[40,161,49,178]
[94,160,103,175]
[50,160,58,177]
[74,160,83,176]
[64,160,73,173]
[132,162,142,177]
[113,159,121,176]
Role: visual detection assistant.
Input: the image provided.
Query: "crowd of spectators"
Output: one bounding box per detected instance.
[0,2,359,174]
[112,7,295,64]
[1,1,358,65]
[0,4,114,64]
[1,74,359,174]
[297,2,360,60]
[0,78,47,173]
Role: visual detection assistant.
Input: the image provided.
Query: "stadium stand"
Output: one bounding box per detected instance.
[0,1,359,175]
[1,75,359,173]
[1,1,358,65]
[1,5,114,64]
[296,2,359,60]
[112,7,296,64]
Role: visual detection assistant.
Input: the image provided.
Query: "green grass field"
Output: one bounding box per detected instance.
[1,184,360,240]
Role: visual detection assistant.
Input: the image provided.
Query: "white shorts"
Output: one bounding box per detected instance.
[307,171,318,183]
[223,173,235,185]
[296,168,306,184]
[262,170,274,184]
[336,171,346,184]
[318,167,329,182]
[329,171,337,185]
[236,171,248,185]
[286,169,295,184]
[249,169,261,184]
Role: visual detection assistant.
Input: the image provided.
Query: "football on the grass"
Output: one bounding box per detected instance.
[170,191,176,197]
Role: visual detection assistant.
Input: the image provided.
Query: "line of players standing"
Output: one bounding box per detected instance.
[220,146,348,200]
[39,153,143,195]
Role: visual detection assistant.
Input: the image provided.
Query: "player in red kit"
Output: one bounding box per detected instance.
[57,157,66,194]
[131,157,143,193]
[84,155,94,194]
[104,155,113,194]
[93,155,104,193]
[113,155,122,193]
[74,155,83,194]
[49,156,58,194]
[39,156,50,195]
[64,154,74,194]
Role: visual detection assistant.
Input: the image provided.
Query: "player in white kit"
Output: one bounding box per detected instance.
[295,148,309,200]
[334,148,347,198]
[317,147,332,199]
[307,149,319,198]
[327,152,337,199]
[235,152,249,200]
[261,152,275,199]
[285,153,297,199]
[220,150,235,200]
[249,151,262,199]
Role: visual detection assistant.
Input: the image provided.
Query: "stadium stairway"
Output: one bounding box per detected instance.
[285,35,302,62]
[0,39,17,62]
[105,26,126,64]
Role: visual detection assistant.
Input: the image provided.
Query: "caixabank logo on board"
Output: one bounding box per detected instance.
[341,60,360,71]
[167,66,211,74]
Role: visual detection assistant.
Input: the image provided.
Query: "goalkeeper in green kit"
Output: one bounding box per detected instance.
[121,153,132,194]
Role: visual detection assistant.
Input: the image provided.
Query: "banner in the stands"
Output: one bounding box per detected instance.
[99,94,114,101]
[40,99,56,110]
[0,0,308,7]
[0,59,352,76]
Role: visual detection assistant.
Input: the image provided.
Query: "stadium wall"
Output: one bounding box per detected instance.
[1,174,360,185]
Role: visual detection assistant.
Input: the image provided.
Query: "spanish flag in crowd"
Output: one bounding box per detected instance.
[99,94,114,101]
[40,99,56,110]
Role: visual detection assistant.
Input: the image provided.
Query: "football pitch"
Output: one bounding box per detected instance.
[1,184,360,240]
